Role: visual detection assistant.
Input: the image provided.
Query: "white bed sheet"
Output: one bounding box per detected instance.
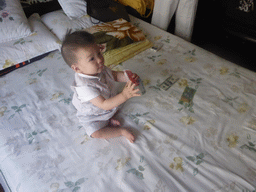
[0,16,256,192]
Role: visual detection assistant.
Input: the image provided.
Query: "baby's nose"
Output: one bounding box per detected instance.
[98,57,104,65]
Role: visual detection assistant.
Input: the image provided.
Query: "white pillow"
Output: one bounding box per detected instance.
[41,10,96,41]
[58,0,87,19]
[0,0,33,43]
[0,13,61,71]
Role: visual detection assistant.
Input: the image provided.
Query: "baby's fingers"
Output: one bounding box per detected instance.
[125,80,132,88]
[131,83,137,89]
[133,93,141,97]
[133,88,141,96]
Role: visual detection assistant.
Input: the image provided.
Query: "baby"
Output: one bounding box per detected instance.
[61,30,141,143]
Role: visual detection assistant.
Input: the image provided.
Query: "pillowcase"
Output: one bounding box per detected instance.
[0,0,33,43]
[57,0,87,19]
[0,13,61,73]
[41,10,95,41]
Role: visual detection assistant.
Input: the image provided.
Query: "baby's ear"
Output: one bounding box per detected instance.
[71,64,79,72]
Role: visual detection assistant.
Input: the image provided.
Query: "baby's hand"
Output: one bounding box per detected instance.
[122,81,141,99]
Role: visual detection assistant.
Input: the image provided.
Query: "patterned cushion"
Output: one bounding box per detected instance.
[41,10,95,41]
[0,13,61,75]
[0,0,33,43]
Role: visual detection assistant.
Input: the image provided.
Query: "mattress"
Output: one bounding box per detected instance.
[1,15,256,192]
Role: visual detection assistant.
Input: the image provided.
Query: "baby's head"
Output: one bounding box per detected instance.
[61,30,105,76]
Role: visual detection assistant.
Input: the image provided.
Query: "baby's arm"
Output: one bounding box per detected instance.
[112,70,139,85]
[90,81,140,111]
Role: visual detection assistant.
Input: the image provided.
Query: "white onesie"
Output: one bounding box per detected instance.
[71,66,118,137]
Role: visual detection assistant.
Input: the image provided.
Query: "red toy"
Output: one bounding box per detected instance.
[124,70,139,86]
[124,70,146,95]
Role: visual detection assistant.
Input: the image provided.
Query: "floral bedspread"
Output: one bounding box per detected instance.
[0,16,256,192]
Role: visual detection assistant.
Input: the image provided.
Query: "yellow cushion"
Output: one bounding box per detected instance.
[116,0,154,17]
[104,39,153,68]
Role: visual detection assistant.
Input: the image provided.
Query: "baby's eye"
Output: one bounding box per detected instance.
[89,57,94,61]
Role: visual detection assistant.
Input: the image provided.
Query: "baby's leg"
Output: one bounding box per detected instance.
[91,127,135,143]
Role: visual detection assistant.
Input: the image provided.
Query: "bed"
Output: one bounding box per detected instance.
[1,1,256,192]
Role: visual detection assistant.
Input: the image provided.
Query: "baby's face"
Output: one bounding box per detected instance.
[72,43,104,76]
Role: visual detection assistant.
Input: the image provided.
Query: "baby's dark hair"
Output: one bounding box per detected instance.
[61,30,95,67]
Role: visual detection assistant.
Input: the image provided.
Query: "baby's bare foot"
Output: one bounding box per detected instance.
[109,118,121,126]
[121,129,135,143]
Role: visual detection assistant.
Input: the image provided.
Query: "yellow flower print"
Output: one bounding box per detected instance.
[3,59,15,69]
[157,59,167,65]
[50,183,60,192]
[169,157,184,172]
[185,56,197,62]
[82,15,90,19]
[178,79,188,87]
[0,106,7,117]
[115,157,131,170]
[56,40,62,45]
[29,32,38,37]
[50,92,64,101]
[80,135,91,145]
[226,134,239,148]
[143,119,155,130]
[144,125,150,130]
[143,79,150,86]
[220,67,229,75]
[237,102,249,113]
[164,134,178,144]
[154,35,162,41]
[180,116,197,126]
